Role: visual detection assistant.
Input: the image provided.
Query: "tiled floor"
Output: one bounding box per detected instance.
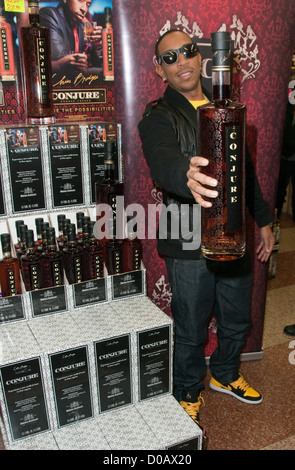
[200,212,295,450]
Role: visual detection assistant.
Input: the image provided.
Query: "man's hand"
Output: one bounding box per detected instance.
[256,225,275,262]
[187,156,218,207]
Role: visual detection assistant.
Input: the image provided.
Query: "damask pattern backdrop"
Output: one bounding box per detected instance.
[113,0,295,355]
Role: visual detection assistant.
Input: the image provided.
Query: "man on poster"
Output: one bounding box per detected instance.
[40,0,102,74]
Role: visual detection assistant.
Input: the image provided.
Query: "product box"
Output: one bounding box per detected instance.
[0,321,53,446]
[53,416,110,450]
[70,303,133,415]
[97,405,160,450]
[136,394,203,450]
[26,313,96,430]
[110,296,173,403]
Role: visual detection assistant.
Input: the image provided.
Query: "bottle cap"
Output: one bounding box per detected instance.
[1,233,11,253]
[15,220,24,237]
[46,227,56,246]
[67,223,76,242]
[25,229,35,248]
[211,31,231,51]
[105,7,112,22]
[211,31,231,70]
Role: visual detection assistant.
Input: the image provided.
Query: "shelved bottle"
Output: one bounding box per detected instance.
[83,221,104,280]
[122,222,142,273]
[0,233,22,297]
[62,223,83,284]
[21,0,55,124]
[198,31,246,261]
[41,227,63,288]
[95,141,124,242]
[20,229,42,291]
[102,7,114,81]
[0,0,16,81]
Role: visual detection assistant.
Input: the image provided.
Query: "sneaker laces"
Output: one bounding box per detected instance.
[181,394,205,421]
[231,375,250,391]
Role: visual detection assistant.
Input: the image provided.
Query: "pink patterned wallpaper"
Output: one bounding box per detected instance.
[113,0,295,354]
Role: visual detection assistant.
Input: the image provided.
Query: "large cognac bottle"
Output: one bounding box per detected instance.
[21,0,55,124]
[198,31,246,261]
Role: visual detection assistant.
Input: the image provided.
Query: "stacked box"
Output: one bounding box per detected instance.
[70,304,134,414]
[0,321,53,446]
[110,297,173,403]
[53,417,110,450]
[27,314,96,431]
[136,394,202,450]
[97,405,159,450]
[6,431,59,450]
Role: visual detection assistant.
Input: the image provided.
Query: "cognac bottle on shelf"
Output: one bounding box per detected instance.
[20,229,41,291]
[21,0,55,124]
[95,141,124,242]
[83,221,104,280]
[198,31,246,261]
[0,234,22,297]
[41,227,63,288]
[122,223,142,273]
[102,7,114,81]
[62,223,83,284]
[0,0,16,81]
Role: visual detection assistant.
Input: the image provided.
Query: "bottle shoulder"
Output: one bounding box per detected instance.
[199,99,246,111]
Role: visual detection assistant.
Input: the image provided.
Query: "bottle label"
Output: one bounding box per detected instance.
[105,32,113,72]
[7,268,17,296]
[53,260,62,286]
[36,37,50,104]
[113,249,121,274]
[212,50,231,72]
[225,125,241,231]
[0,28,11,72]
[30,264,40,290]
[93,253,102,278]
[73,255,83,283]
[133,248,141,270]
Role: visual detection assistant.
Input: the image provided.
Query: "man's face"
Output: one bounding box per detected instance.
[155,31,202,100]
[66,0,91,23]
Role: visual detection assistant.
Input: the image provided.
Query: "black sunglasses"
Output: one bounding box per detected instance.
[157,43,199,66]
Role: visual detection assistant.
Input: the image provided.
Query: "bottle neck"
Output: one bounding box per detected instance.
[28,4,40,24]
[212,69,231,101]
[104,162,115,181]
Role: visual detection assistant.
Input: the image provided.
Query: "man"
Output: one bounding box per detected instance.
[40,0,102,74]
[138,29,275,427]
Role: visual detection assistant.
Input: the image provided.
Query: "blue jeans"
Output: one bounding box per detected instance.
[165,253,252,402]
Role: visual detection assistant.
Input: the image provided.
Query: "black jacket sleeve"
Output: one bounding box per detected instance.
[138,110,193,200]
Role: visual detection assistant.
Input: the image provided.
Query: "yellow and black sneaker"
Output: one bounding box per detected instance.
[209,375,263,404]
[179,392,204,425]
